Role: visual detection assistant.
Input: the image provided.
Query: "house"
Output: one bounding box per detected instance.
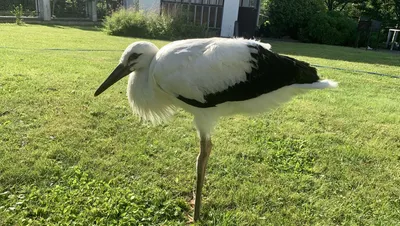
[124,0,261,38]
[29,0,260,37]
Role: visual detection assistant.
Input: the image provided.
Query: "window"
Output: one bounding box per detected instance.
[161,0,223,29]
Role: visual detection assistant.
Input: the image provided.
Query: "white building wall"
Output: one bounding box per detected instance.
[220,0,240,37]
[39,0,51,20]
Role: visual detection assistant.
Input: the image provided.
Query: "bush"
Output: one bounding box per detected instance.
[103,9,207,40]
[103,9,147,37]
[300,12,358,46]
[10,4,24,25]
[258,20,272,37]
[267,0,325,39]
[167,13,208,39]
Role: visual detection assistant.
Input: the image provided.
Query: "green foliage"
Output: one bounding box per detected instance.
[167,13,208,39]
[359,0,399,26]
[324,0,364,11]
[103,9,148,37]
[103,9,207,40]
[96,0,124,19]
[10,4,24,25]
[259,0,270,25]
[145,13,174,39]
[259,20,271,37]
[260,0,399,47]
[267,0,325,38]
[299,12,358,46]
[50,0,87,18]
[396,0,400,21]
[332,0,399,27]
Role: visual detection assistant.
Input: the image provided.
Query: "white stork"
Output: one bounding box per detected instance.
[94,38,338,221]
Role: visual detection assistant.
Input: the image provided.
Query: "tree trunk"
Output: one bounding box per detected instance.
[325,0,334,11]
[338,2,349,11]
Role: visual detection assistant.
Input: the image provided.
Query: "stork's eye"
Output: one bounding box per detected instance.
[128,53,142,62]
[127,53,142,68]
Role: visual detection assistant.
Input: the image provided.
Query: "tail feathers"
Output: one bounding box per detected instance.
[292,79,338,89]
[281,55,320,84]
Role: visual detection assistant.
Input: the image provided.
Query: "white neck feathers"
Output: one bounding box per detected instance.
[127,67,175,124]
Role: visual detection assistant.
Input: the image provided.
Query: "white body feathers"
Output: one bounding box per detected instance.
[125,38,337,133]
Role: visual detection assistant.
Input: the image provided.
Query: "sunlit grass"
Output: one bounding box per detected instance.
[1,24,399,225]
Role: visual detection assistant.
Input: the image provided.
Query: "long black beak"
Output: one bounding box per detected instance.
[94,64,131,97]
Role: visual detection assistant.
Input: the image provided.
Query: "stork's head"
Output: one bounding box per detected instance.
[94,41,158,96]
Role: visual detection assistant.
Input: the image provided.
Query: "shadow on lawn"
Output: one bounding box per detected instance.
[37,24,174,42]
[263,39,400,68]
[39,24,103,32]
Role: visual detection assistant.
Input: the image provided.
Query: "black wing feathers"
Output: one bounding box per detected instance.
[177,43,320,108]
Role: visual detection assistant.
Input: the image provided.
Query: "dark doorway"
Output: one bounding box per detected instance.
[237,0,259,38]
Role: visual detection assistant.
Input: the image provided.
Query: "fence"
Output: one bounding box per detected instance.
[1,0,123,19]
[161,0,224,32]
[0,0,37,16]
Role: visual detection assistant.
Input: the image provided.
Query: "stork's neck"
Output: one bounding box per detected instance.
[127,67,175,124]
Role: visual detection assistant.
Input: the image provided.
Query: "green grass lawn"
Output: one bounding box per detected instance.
[1,24,400,225]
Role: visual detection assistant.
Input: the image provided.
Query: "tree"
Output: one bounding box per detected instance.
[325,0,399,25]
[267,0,325,38]
[394,0,400,22]
[259,0,270,24]
[324,0,364,11]
[355,0,398,24]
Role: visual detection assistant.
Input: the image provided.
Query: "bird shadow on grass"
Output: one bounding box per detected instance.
[263,38,400,68]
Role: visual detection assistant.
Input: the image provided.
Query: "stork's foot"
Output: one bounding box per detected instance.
[186,193,196,224]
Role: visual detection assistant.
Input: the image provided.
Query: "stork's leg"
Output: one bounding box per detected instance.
[194,133,212,221]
